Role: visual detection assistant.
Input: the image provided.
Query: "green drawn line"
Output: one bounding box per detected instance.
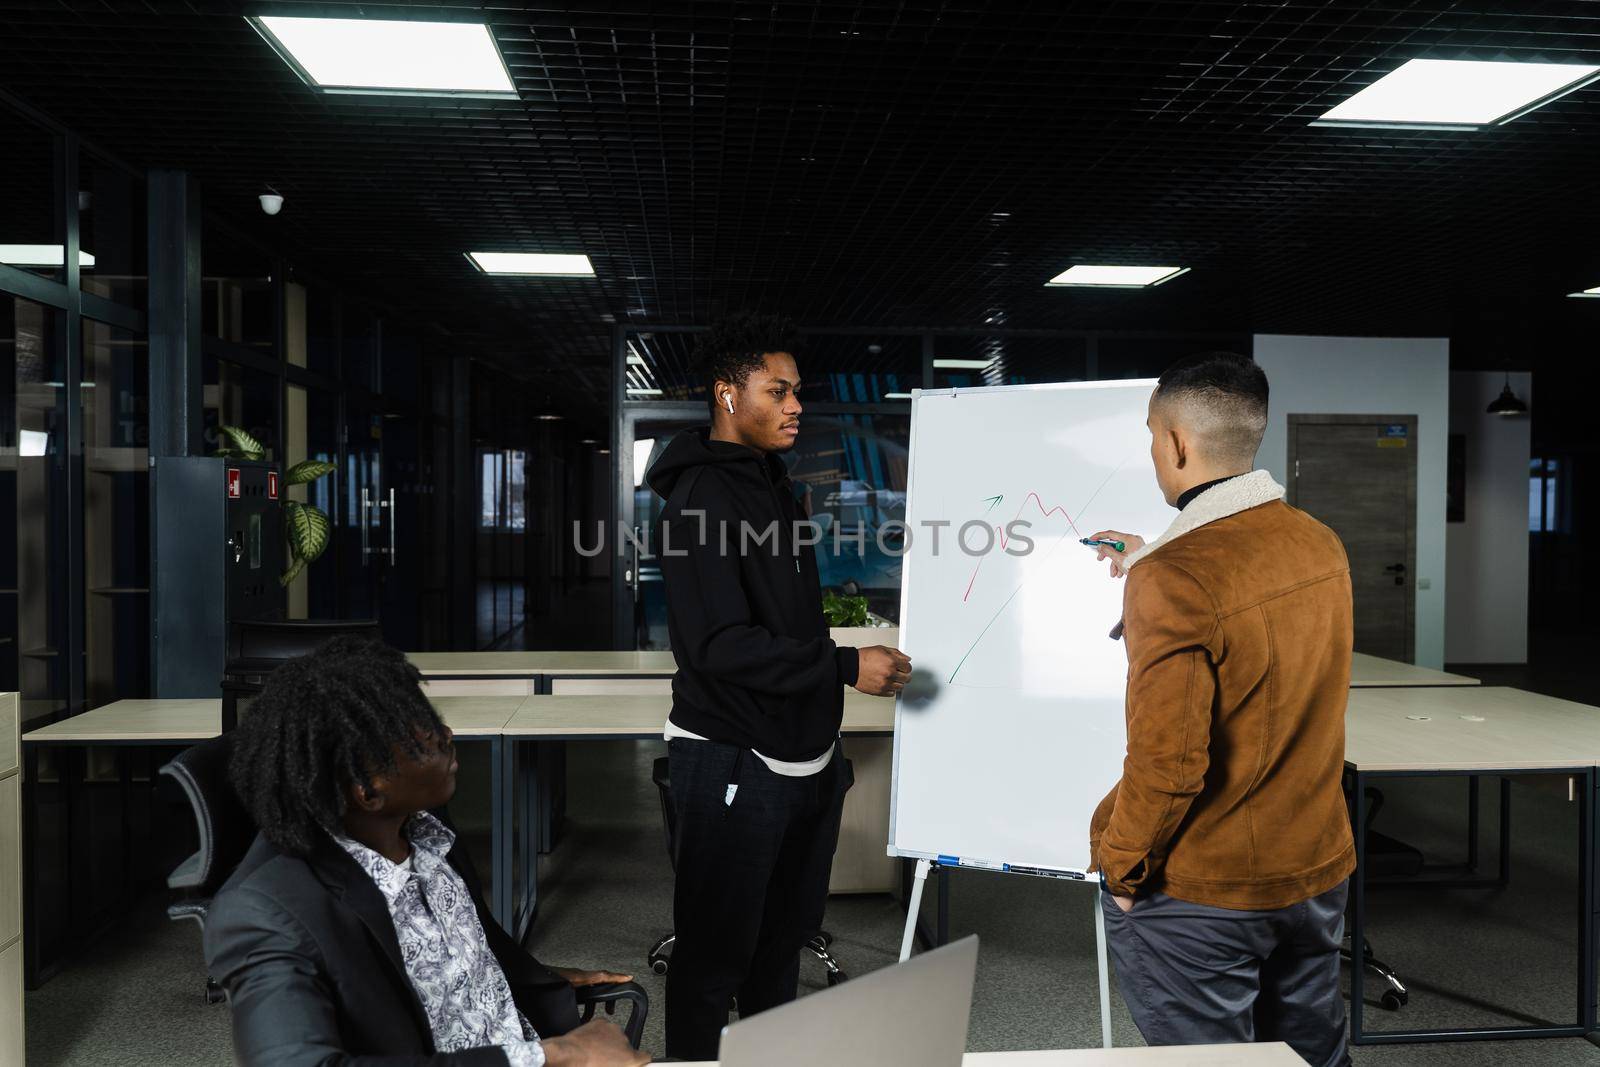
[981,494,1003,512]
[947,582,1027,683]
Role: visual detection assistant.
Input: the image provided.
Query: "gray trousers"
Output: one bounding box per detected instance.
[1101,880,1351,1067]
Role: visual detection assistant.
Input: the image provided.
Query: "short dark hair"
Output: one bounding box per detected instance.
[1153,351,1270,465]
[229,636,446,857]
[693,312,801,418]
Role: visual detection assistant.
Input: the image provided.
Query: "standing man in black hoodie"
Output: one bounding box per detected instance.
[645,312,911,1060]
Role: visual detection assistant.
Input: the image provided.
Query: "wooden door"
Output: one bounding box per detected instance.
[1288,415,1418,662]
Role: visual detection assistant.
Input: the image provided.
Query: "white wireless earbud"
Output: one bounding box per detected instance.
[724,395,735,414]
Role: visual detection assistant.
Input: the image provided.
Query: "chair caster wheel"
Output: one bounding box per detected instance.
[649,954,670,976]
[1380,990,1406,1011]
[826,970,846,987]
[205,979,226,1005]
[811,931,834,949]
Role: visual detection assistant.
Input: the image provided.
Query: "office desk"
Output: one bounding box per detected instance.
[414,643,900,893]
[1350,653,1479,688]
[502,692,895,939]
[1343,685,1599,1045]
[410,652,682,857]
[678,1042,1304,1065]
[20,696,525,985]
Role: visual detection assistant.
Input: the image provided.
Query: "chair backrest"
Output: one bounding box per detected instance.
[226,618,382,676]
[222,619,382,731]
[159,734,258,895]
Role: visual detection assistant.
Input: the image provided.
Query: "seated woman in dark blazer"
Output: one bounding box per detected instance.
[203,637,651,1066]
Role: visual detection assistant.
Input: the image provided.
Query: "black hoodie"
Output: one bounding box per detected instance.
[646,427,859,762]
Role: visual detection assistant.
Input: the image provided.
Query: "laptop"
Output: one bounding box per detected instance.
[717,935,979,1067]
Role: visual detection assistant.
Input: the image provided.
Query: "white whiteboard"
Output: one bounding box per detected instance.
[888,380,1171,875]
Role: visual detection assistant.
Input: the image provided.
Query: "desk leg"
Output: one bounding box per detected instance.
[537,743,558,854]
[1354,769,1590,1044]
[1499,776,1512,887]
[1467,776,1480,872]
[1579,767,1595,1035]
[516,740,541,945]
[22,746,42,988]
[490,736,511,932]
[1350,771,1368,1044]
[534,674,557,856]
[64,748,89,952]
[119,751,133,909]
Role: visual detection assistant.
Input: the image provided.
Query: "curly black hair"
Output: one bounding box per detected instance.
[693,311,802,419]
[229,635,446,857]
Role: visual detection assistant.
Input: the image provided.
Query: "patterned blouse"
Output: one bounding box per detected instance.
[334,812,544,1067]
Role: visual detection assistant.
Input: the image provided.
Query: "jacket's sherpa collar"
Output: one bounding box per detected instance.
[1123,469,1286,570]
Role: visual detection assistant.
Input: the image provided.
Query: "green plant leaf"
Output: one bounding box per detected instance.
[285,459,337,486]
[279,554,309,587]
[284,501,332,564]
[219,424,265,457]
[822,592,869,628]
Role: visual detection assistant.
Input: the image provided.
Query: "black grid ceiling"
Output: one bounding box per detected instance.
[2,0,1599,403]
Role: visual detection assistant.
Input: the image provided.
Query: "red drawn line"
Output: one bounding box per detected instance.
[962,491,1086,602]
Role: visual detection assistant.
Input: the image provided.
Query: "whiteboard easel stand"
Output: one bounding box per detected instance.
[897,857,1113,1050]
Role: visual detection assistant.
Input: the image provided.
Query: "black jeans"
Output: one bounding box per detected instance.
[663,737,853,1061]
[1101,881,1351,1067]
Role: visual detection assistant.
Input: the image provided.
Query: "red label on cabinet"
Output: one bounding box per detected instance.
[227,468,241,499]
[267,471,279,499]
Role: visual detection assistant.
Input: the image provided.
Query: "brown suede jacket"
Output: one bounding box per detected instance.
[1089,470,1356,910]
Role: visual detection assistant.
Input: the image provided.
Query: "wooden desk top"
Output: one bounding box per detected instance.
[1345,686,1600,772]
[680,1043,1302,1065]
[502,691,895,738]
[21,693,895,744]
[409,651,677,677]
[22,699,222,743]
[34,686,1589,775]
[408,648,1477,689]
[21,696,523,744]
[1349,652,1478,688]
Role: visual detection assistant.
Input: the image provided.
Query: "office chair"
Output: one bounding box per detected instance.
[1339,782,1417,1011]
[220,619,382,731]
[646,757,847,987]
[161,736,651,1045]
[159,734,257,1002]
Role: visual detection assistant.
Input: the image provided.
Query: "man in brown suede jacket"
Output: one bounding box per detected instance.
[1086,352,1355,1067]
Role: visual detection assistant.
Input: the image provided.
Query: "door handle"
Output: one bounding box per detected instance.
[386,487,397,564]
[629,525,642,602]
[361,486,395,562]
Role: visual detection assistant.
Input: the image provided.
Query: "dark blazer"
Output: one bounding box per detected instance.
[204,824,579,1066]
